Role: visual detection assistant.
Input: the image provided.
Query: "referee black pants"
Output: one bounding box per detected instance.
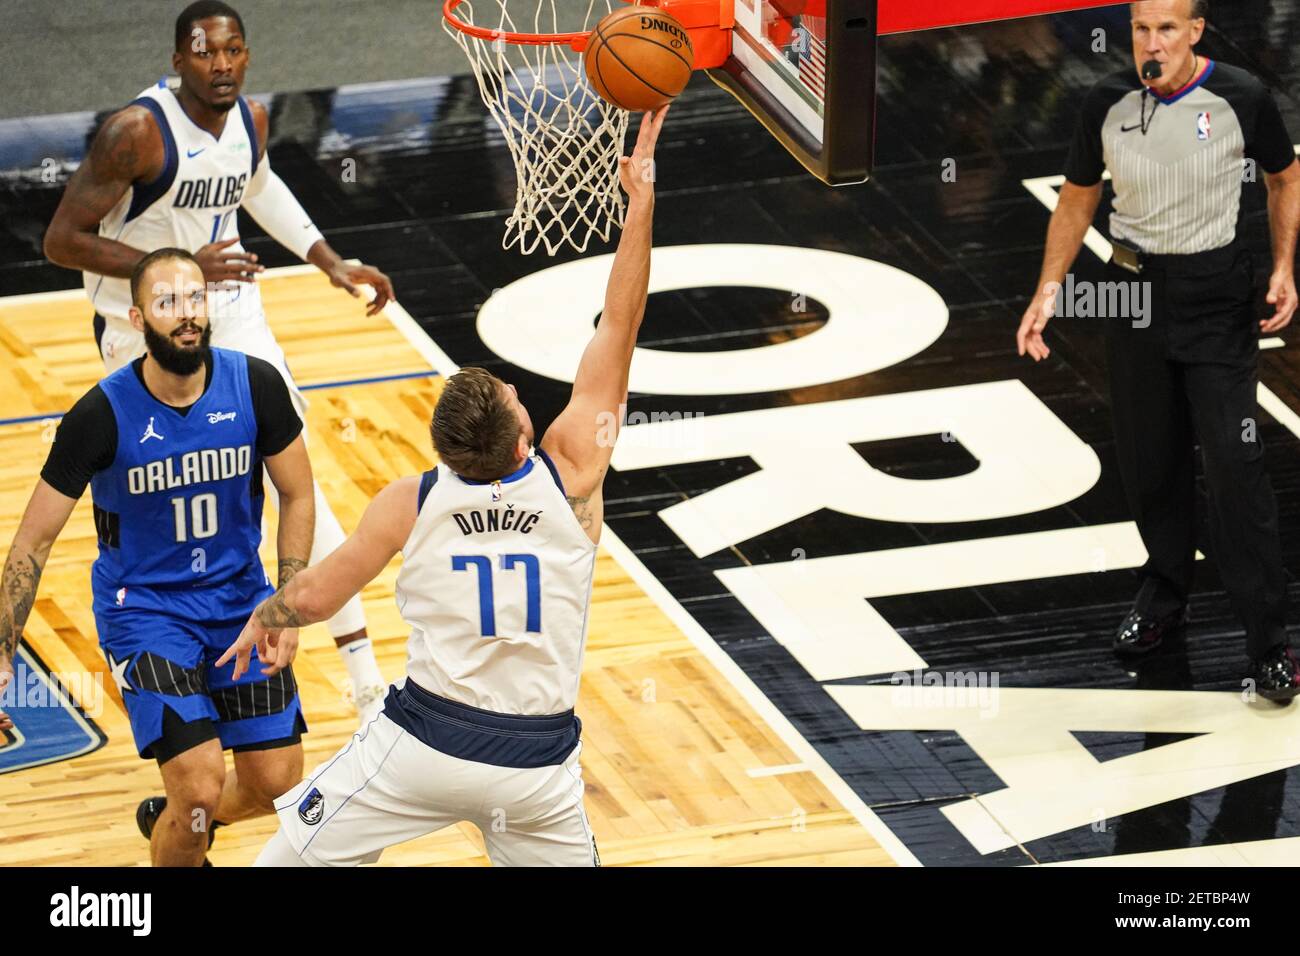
[1104,246,1287,659]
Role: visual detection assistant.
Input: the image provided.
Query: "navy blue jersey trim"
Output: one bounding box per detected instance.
[237,97,260,178]
[382,681,580,769]
[125,98,178,223]
[536,448,566,496]
[417,468,439,511]
[1154,58,1215,105]
[456,457,535,486]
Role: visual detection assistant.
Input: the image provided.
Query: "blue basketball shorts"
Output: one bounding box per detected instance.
[95,602,306,760]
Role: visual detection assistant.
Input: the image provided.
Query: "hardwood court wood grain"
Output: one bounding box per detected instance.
[0,271,890,867]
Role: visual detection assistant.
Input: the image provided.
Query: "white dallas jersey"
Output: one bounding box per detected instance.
[395,453,598,716]
[85,78,267,328]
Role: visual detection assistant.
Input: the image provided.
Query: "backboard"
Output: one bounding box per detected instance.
[705,0,1127,185]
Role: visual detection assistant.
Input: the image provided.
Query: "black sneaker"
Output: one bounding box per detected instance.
[1252,644,1300,704]
[136,795,222,865]
[135,795,165,839]
[1111,607,1187,658]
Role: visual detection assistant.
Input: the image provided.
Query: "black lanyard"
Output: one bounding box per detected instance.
[1138,87,1158,134]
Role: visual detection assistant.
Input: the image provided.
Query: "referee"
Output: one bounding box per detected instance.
[1017,0,1300,700]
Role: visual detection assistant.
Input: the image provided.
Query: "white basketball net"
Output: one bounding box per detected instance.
[445,0,631,255]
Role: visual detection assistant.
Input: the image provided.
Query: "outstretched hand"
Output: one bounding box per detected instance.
[618,105,669,204]
[328,261,396,316]
[216,604,297,681]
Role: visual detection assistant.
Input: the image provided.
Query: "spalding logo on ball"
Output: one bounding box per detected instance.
[584,6,695,112]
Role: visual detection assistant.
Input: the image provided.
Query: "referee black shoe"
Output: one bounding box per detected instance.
[1111,607,1187,658]
[1252,644,1300,704]
[136,795,222,866]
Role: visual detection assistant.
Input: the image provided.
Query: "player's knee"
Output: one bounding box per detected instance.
[166,770,225,827]
[243,753,304,808]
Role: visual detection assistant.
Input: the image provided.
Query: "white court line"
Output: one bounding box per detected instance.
[376,292,923,868]
[1021,171,1300,443]
[746,762,811,778]
[0,262,328,310]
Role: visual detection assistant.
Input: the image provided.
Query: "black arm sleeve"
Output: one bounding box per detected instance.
[1248,84,1297,175]
[247,356,303,457]
[1064,81,1111,187]
[39,387,117,499]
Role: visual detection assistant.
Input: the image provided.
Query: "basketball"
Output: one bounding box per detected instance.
[583,6,694,112]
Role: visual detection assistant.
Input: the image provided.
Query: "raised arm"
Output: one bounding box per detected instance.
[0,481,80,729]
[42,106,164,279]
[219,476,419,680]
[540,107,667,540]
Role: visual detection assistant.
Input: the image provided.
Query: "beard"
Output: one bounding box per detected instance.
[143,321,212,376]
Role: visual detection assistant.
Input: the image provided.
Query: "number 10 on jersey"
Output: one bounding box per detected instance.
[452,553,541,636]
[171,492,218,542]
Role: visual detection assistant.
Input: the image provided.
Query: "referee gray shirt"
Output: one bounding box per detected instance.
[1065,59,1296,254]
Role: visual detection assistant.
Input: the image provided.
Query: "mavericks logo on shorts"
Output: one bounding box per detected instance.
[298,787,325,825]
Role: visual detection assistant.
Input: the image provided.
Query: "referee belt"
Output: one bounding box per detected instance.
[1110,238,1243,277]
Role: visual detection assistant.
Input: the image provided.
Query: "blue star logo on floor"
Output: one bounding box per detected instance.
[0,643,106,775]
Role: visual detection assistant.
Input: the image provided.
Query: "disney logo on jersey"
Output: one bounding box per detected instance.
[207,411,237,425]
[127,445,252,494]
[173,172,247,211]
[139,416,165,443]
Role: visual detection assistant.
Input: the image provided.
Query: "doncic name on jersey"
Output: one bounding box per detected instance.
[127,442,253,494]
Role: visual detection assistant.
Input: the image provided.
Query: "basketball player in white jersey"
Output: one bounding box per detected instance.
[219,107,669,866]
[43,2,390,725]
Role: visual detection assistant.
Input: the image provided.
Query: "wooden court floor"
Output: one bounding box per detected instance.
[0,268,892,866]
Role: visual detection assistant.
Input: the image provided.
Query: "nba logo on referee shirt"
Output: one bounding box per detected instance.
[299,787,324,825]
[1196,112,1211,140]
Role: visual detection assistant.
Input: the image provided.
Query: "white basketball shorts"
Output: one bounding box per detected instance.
[260,686,599,867]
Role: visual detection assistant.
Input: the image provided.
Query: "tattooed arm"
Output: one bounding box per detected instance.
[43,106,164,278]
[0,482,79,729]
[219,477,419,680]
[565,486,604,535]
[252,434,315,677]
[540,108,666,545]
[263,432,314,584]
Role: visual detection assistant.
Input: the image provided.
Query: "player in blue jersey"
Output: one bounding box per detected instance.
[0,248,315,866]
[42,0,391,725]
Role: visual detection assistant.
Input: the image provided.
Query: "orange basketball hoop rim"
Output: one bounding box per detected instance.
[442,0,734,65]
